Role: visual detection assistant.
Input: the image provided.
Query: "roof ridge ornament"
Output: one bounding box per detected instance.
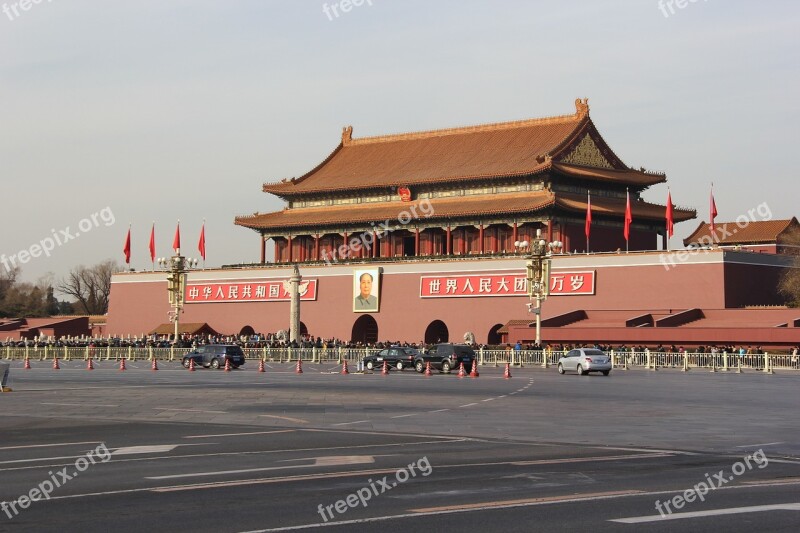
[575,98,589,117]
[342,125,353,145]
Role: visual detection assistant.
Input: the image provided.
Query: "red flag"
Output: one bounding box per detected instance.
[123,228,131,265]
[585,192,592,239]
[666,190,674,238]
[149,223,156,262]
[173,223,181,252]
[709,187,718,235]
[198,223,206,261]
[624,190,632,241]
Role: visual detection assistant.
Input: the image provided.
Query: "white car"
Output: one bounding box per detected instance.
[557,348,612,376]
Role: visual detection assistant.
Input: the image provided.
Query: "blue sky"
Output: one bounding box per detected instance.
[1,0,798,283]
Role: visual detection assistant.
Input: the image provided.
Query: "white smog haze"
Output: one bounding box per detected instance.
[1,0,798,282]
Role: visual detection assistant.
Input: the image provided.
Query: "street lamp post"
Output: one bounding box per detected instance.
[515,229,561,348]
[157,253,198,345]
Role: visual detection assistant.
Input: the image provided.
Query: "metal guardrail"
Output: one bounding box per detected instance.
[2,346,798,372]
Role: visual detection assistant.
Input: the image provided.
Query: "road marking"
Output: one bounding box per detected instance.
[41,402,119,407]
[0,441,99,451]
[413,490,642,512]
[331,420,370,426]
[146,455,375,480]
[113,445,179,456]
[511,453,673,466]
[258,415,309,424]
[390,414,416,419]
[183,430,295,439]
[610,503,800,523]
[155,408,227,414]
[481,398,494,402]
[735,442,783,448]
[459,403,477,408]
[429,408,450,413]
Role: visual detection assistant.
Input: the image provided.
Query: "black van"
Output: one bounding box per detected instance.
[414,343,475,373]
[182,344,246,369]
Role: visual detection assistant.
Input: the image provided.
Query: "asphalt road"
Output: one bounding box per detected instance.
[1,361,799,532]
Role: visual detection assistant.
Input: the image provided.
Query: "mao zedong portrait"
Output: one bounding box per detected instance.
[354,272,378,311]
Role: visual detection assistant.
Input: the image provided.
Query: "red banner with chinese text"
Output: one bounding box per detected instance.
[186,280,318,303]
[419,272,595,298]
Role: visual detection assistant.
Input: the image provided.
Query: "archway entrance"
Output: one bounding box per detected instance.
[239,325,255,337]
[487,323,504,345]
[424,320,449,344]
[351,315,378,344]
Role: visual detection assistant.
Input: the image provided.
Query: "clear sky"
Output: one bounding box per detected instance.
[1,0,798,284]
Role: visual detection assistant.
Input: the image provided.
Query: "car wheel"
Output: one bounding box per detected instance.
[441,360,452,373]
[366,361,374,371]
[577,364,586,375]
[602,370,610,376]
[211,358,221,369]
[557,363,565,374]
[396,362,404,371]
[415,361,424,373]
[182,358,191,369]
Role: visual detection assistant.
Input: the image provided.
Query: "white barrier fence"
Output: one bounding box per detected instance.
[1,346,798,372]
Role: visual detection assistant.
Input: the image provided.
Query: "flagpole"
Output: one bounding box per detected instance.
[625,188,629,253]
[202,218,206,270]
[151,221,155,272]
[586,190,590,254]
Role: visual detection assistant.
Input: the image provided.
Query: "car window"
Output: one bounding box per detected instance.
[378,349,389,356]
[226,346,244,356]
[567,350,579,357]
[196,346,206,354]
[584,349,605,356]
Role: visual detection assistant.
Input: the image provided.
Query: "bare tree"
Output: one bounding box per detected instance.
[778,226,800,307]
[57,260,119,315]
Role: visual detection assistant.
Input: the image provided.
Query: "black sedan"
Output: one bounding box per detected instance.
[362,347,419,371]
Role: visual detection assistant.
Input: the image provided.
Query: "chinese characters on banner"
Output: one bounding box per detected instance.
[185,280,318,303]
[419,272,595,298]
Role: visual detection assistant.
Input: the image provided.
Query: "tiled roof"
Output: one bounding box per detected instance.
[262,100,636,197]
[552,162,665,186]
[236,191,557,231]
[682,218,798,246]
[236,190,695,232]
[556,193,696,222]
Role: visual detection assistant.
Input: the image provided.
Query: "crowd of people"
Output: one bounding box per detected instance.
[1,335,798,358]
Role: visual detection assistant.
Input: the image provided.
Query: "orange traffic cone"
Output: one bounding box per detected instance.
[151,359,159,371]
[470,362,479,378]
[87,358,94,371]
[503,363,512,379]
[295,358,303,374]
[457,362,466,378]
[382,360,389,375]
[188,358,195,371]
[24,357,31,370]
[341,360,349,375]
[424,361,432,376]
[224,358,231,372]
[258,359,266,373]
[119,358,127,371]
[53,358,60,370]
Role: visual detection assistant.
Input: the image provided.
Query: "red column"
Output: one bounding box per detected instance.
[274,241,281,263]
[479,224,484,254]
[343,232,348,260]
[446,226,452,255]
[287,236,293,263]
[315,235,320,261]
[260,236,266,264]
[512,222,518,248]
[493,226,499,254]
[547,219,553,244]
[460,228,466,255]
[414,228,420,256]
[372,231,378,258]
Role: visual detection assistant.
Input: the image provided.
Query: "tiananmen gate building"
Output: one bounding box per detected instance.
[106,100,800,347]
